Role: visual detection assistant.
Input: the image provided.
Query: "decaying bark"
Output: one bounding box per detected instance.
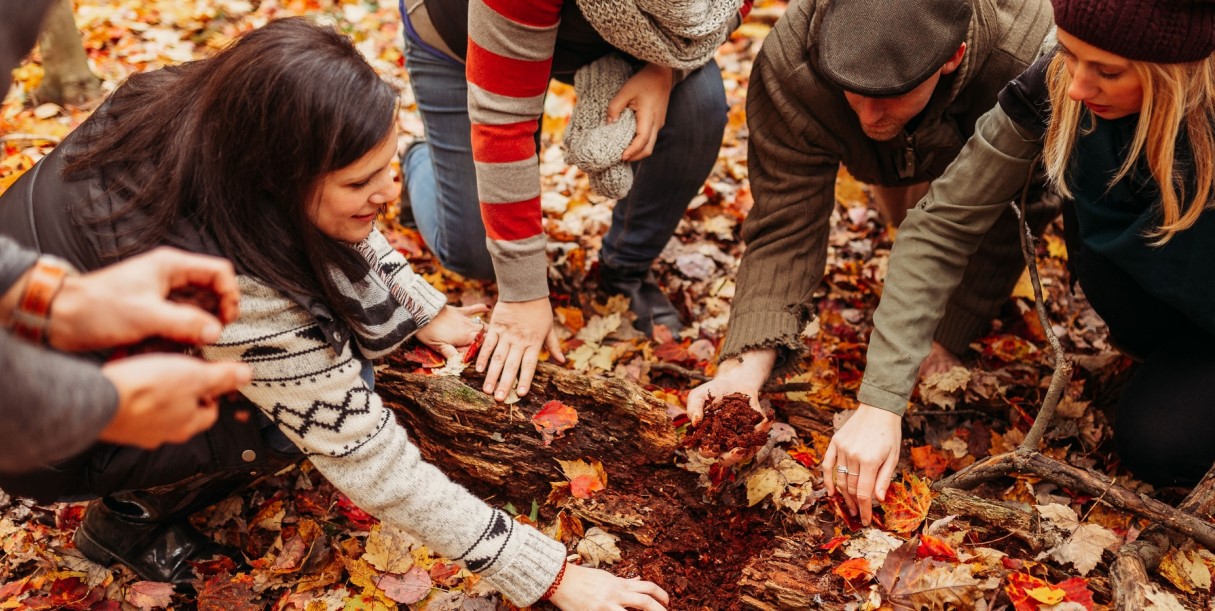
[376,361,678,501]
[35,0,101,106]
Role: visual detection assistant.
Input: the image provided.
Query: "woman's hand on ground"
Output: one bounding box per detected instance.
[476,297,565,401]
[686,349,776,424]
[49,247,241,352]
[548,563,669,611]
[822,403,903,526]
[414,303,491,361]
[608,63,675,162]
[99,354,251,449]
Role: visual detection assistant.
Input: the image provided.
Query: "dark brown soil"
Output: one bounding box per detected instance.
[682,393,767,456]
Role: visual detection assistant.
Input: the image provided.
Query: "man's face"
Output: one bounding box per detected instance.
[843,71,943,141]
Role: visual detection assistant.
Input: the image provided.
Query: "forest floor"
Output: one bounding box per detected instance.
[1,1,1209,610]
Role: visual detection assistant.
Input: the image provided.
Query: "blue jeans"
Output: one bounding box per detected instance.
[402,37,729,279]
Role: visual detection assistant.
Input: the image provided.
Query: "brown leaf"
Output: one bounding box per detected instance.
[877,537,996,609]
[375,566,431,604]
[125,581,174,610]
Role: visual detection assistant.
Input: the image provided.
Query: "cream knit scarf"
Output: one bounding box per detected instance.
[575,0,745,70]
[564,0,743,198]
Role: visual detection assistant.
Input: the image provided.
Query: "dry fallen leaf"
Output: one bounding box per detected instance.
[577,527,622,568]
[880,473,933,534]
[532,400,579,446]
[557,458,608,499]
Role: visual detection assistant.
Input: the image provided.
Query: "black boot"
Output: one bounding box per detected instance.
[71,459,292,587]
[599,264,684,336]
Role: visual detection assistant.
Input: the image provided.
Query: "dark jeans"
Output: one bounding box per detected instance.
[0,359,375,504]
[1063,203,1215,486]
[401,36,729,278]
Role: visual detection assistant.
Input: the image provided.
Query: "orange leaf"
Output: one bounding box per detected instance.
[532,400,579,446]
[555,306,585,334]
[570,475,606,498]
[879,473,933,534]
[909,445,950,479]
[916,533,959,563]
[819,535,849,553]
[401,344,446,368]
[832,557,872,582]
[789,443,820,468]
[1005,572,1094,611]
[558,458,607,499]
[653,340,691,363]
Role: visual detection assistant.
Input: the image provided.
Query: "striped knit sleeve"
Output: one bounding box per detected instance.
[466,0,563,302]
[201,277,567,604]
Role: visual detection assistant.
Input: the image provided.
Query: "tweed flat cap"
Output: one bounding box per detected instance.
[813,0,973,97]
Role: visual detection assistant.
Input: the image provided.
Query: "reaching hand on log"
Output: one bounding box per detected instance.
[548,563,669,611]
[822,403,902,526]
[414,303,490,361]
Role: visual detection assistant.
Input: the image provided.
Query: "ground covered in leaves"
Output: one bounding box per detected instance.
[2,1,1212,610]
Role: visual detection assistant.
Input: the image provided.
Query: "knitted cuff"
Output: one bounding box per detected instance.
[719,309,807,375]
[482,523,568,606]
[492,249,551,303]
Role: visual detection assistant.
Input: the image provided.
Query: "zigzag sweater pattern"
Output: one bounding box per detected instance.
[202,229,567,605]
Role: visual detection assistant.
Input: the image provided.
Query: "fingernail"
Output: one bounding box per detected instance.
[495,391,505,400]
[484,384,492,392]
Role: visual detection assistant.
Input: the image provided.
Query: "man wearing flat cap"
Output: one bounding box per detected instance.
[690,0,1055,416]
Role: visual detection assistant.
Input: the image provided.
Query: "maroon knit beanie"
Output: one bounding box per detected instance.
[1051,0,1215,63]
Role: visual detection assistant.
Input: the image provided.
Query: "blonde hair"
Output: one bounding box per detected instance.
[1042,53,1215,244]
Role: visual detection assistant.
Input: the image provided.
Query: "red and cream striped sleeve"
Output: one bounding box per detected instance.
[466,0,563,303]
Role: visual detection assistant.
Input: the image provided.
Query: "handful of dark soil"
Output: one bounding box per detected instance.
[682,392,768,457]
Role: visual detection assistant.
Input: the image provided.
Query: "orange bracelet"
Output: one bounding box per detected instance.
[540,562,568,601]
[11,255,76,344]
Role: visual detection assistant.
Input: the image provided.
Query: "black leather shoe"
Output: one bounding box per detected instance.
[599,264,684,336]
[74,492,239,587]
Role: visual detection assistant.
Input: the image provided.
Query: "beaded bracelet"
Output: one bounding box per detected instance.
[540,562,568,601]
[10,255,76,345]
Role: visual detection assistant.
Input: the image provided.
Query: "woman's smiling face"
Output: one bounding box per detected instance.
[1057,28,1145,120]
[310,126,398,243]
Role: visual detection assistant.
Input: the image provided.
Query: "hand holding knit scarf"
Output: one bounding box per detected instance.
[563,0,745,198]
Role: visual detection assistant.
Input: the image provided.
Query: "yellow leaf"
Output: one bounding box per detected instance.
[1026,585,1066,605]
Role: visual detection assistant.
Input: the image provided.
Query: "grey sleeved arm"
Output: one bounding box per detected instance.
[0,235,38,295]
[0,331,118,473]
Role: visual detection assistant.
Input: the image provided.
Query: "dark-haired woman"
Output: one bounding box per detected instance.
[0,18,667,610]
[823,0,1215,526]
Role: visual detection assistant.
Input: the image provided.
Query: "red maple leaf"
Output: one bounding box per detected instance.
[879,473,933,534]
[532,400,579,446]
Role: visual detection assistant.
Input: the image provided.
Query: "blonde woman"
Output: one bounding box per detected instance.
[823,0,1215,525]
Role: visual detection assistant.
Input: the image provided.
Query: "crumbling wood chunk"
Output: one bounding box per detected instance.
[738,536,833,611]
[376,358,678,500]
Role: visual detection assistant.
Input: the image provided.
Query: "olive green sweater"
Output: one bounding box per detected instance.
[724,0,1053,371]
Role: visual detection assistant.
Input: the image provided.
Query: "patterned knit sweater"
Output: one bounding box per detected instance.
[201,229,568,605]
[466,0,749,302]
